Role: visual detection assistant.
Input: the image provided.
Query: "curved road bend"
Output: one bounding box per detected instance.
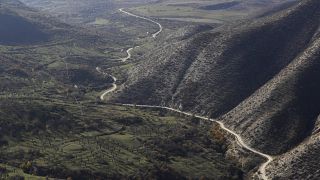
[96,67,118,100]
[120,104,273,180]
[120,47,134,62]
[119,8,163,38]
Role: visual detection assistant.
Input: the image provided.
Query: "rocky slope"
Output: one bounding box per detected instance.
[116,0,318,117]
[221,36,320,154]
[116,0,320,178]
[268,114,320,179]
[222,36,320,179]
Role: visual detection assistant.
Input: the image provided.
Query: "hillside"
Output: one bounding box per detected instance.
[218,34,320,179]
[0,0,49,45]
[115,0,320,178]
[0,12,50,45]
[116,0,319,116]
[0,0,72,45]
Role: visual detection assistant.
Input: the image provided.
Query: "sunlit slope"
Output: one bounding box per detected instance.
[116,0,319,117]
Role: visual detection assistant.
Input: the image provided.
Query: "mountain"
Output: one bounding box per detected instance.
[0,0,67,45]
[115,0,320,178]
[18,0,115,24]
[0,0,109,46]
[0,0,48,45]
[116,0,318,116]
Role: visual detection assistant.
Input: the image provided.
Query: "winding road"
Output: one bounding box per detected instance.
[96,67,118,100]
[119,8,163,38]
[99,76,117,101]
[118,8,163,61]
[120,47,134,62]
[98,8,272,180]
[97,8,164,99]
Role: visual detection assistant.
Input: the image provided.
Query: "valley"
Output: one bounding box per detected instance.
[100,9,273,179]
[1,0,319,179]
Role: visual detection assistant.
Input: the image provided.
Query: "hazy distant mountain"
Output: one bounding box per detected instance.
[0,0,74,45]
[19,0,115,25]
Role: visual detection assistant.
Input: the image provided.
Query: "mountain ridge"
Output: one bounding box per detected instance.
[116,0,320,116]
